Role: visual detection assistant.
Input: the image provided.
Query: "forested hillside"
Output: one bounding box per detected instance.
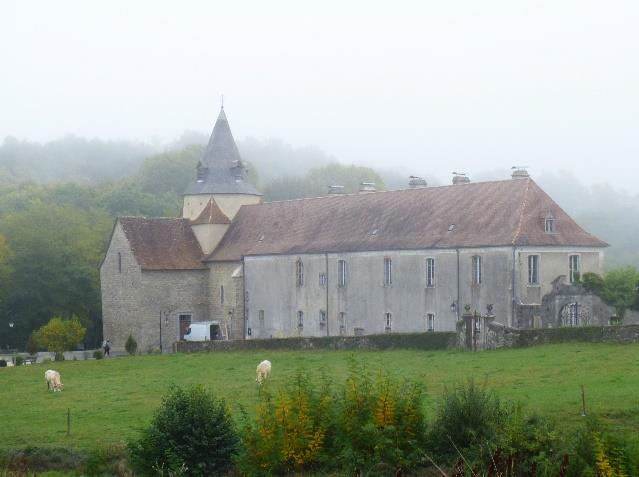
[0,135,637,350]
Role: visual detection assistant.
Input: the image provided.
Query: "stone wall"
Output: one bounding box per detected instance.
[485,323,639,348]
[175,331,456,353]
[101,222,210,354]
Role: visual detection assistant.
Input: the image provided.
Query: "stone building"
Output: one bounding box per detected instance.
[100,107,608,353]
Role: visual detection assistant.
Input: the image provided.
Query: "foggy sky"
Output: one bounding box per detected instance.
[2,1,638,192]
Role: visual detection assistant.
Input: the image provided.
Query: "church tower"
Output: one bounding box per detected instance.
[182,107,262,253]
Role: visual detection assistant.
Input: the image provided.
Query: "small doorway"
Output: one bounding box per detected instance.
[179,314,192,340]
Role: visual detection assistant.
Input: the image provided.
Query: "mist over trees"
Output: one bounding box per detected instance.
[0,133,638,350]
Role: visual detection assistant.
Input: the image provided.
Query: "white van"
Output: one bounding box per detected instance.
[183,321,223,341]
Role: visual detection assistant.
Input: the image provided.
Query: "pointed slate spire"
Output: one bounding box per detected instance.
[184,107,261,196]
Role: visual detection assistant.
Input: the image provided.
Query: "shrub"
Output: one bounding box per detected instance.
[427,379,508,464]
[84,443,132,476]
[125,334,138,356]
[239,362,428,476]
[14,355,24,366]
[565,416,637,477]
[0,359,6,367]
[93,350,103,360]
[129,385,239,477]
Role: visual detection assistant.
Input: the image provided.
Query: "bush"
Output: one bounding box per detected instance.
[125,334,138,356]
[129,385,239,477]
[14,355,24,366]
[84,443,132,476]
[93,350,103,360]
[427,379,508,464]
[239,362,428,476]
[0,359,6,367]
[565,416,638,477]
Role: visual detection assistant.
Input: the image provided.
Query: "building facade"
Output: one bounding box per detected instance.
[100,108,608,353]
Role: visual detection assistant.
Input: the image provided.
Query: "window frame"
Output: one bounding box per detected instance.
[426,313,435,332]
[295,258,304,287]
[338,260,347,287]
[319,309,327,328]
[528,254,540,285]
[384,312,392,331]
[339,312,347,331]
[319,272,327,287]
[544,217,556,233]
[297,310,304,329]
[472,255,482,285]
[383,257,392,287]
[569,254,580,283]
[425,257,435,287]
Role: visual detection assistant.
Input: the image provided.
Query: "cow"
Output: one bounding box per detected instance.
[256,360,271,385]
[45,369,64,392]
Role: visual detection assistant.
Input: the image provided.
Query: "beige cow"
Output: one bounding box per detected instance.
[45,369,64,392]
[256,360,271,385]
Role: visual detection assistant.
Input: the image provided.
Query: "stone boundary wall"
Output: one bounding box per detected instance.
[486,323,639,349]
[174,332,456,353]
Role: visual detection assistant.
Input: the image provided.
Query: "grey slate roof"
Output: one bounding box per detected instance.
[208,179,607,261]
[183,108,261,196]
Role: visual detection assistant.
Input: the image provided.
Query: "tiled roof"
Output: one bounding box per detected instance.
[209,179,607,261]
[119,217,206,270]
[191,198,231,225]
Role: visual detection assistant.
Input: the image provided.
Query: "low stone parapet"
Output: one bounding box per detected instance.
[174,332,456,353]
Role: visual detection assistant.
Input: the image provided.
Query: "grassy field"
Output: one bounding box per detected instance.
[1,342,639,450]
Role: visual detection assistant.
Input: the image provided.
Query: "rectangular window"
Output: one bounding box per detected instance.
[297,311,304,329]
[569,255,580,283]
[319,310,327,327]
[319,272,327,287]
[385,312,392,331]
[426,258,435,287]
[384,258,392,286]
[117,252,122,273]
[220,285,225,304]
[295,259,304,287]
[545,218,555,233]
[258,309,264,321]
[338,260,347,287]
[339,312,347,331]
[426,313,435,332]
[472,256,482,285]
[528,255,540,285]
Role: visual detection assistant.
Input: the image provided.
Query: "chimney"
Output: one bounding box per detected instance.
[452,172,470,185]
[359,182,376,193]
[328,185,345,195]
[408,176,427,188]
[511,166,530,179]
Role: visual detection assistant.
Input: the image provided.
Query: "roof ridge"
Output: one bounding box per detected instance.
[248,178,533,207]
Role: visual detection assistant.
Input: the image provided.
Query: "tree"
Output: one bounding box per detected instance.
[129,385,239,477]
[582,268,639,322]
[34,317,86,360]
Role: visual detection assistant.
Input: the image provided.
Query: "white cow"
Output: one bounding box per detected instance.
[45,369,64,392]
[256,360,271,385]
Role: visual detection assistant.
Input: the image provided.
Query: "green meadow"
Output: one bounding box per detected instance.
[1,342,638,450]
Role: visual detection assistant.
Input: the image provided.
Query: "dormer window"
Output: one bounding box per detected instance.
[544,214,556,233]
